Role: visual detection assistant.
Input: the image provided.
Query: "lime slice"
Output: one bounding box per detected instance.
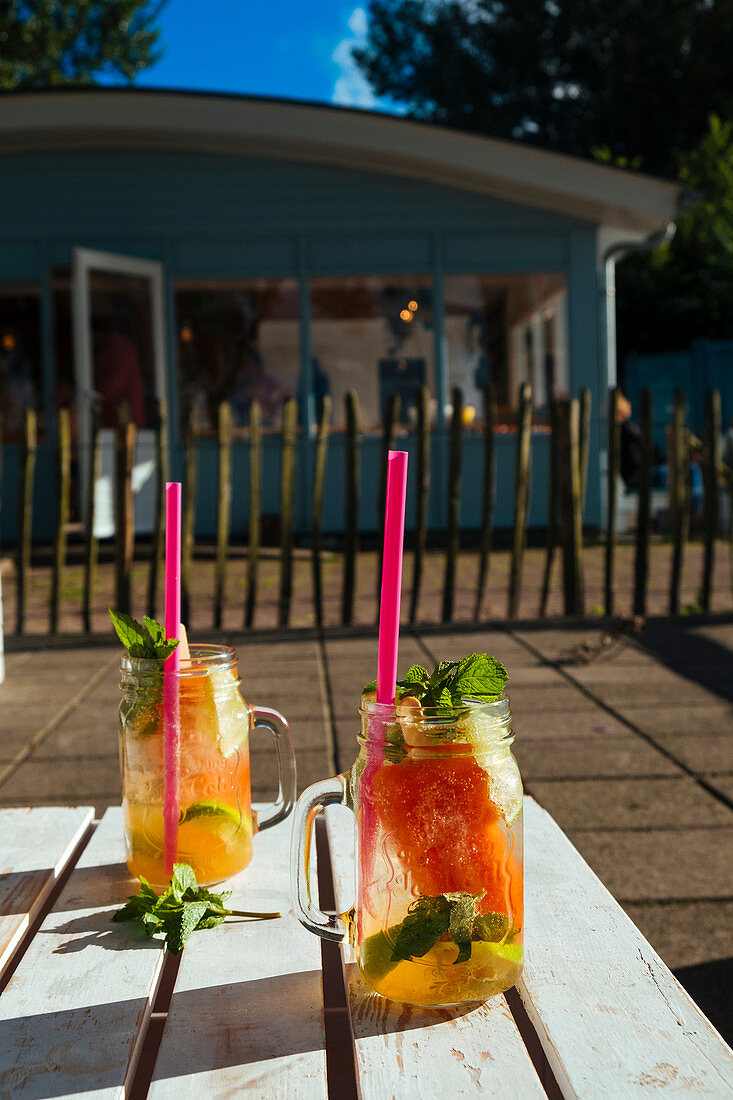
[205,668,250,758]
[180,799,242,826]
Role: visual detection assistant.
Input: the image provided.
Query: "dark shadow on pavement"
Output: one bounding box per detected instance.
[674,957,733,1049]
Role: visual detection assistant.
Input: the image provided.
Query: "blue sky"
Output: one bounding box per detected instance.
[135,0,395,111]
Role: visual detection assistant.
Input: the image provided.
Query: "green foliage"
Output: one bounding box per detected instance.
[113,863,280,954]
[617,115,733,357]
[361,892,516,978]
[362,653,508,710]
[109,609,179,660]
[355,0,733,176]
[0,1,167,91]
[356,3,733,349]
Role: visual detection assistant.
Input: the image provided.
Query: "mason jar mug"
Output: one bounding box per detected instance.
[291,696,523,1008]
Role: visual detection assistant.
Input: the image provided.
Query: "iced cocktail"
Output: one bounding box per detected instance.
[120,644,295,887]
[291,655,524,1008]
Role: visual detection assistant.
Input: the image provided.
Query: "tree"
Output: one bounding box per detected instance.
[0,0,167,90]
[617,115,733,362]
[354,0,733,177]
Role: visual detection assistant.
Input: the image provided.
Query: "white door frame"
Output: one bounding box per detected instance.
[71,247,168,526]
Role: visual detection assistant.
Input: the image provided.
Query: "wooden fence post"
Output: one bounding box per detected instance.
[341,391,360,626]
[245,400,261,629]
[181,405,198,628]
[15,408,36,634]
[700,388,721,612]
[214,400,232,630]
[442,387,464,623]
[539,393,559,619]
[556,398,584,615]
[311,394,331,628]
[474,382,496,621]
[50,407,71,633]
[633,388,653,618]
[376,393,400,609]
[82,403,101,633]
[146,398,169,619]
[669,388,689,616]
[409,385,430,625]
[114,412,136,615]
[579,387,592,513]
[604,387,620,617]
[507,382,532,620]
[278,397,297,627]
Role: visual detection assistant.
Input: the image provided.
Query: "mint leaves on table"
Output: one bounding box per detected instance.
[113,863,280,954]
[361,891,515,981]
[109,609,179,660]
[362,653,508,711]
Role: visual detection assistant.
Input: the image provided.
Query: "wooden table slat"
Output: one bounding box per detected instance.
[149,814,329,1100]
[0,805,94,979]
[324,805,547,1099]
[0,807,167,1099]
[519,797,733,1098]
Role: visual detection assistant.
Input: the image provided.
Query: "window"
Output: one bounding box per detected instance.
[444,273,567,425]
[0,286,43,441]
[309,275,435,430]
[175,279,299,433]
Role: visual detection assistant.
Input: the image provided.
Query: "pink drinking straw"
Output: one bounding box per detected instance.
[376,451,409,705]
[163,482,182,877]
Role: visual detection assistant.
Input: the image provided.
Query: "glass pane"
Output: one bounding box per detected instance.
[176,279,299,433]
[444,273,567,425]
[310,275,434,430]
[88,271,157,428]
[0,285,43,441]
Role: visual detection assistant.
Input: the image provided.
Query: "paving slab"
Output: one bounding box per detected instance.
[1,755,121,801]
[643,732,733,776]
[622,901,733,969]
[529,776,733,830]
[251,747,332,799]
[567,828,733,901]
[512,708,632,740]
[612,702,733,738]
[508,682,596,713]
[709,776,733,803]
[514,737,681,780]
[564,676,723,708]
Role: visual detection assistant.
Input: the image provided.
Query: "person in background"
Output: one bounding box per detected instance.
[231,344,290,428]
[92,309,146,428]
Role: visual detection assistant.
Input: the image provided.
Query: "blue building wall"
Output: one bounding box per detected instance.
[625,341,733,450]
[0,149,604,541]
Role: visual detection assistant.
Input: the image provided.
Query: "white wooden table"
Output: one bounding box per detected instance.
[1,801,732,1099]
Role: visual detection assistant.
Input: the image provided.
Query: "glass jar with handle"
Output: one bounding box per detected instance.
[291,694,523,1007]
[120,644,296,887]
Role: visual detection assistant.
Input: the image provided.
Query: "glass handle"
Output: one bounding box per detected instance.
[250,706,297,832]
[290,775,350,943]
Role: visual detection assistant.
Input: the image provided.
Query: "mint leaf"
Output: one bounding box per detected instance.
[166,901,208,954]
[404,664,429,684]
[473,911,511,942]
[109,610,150,657]
[446,892,475,964]
[171,863,196,900]
[389,895,452,962]
[361,680,377,695]
[452,653,508,703]
[143,616,164,645]
[110,609,179,661]
[112,868,280,954]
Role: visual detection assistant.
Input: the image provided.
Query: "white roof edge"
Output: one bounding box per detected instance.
[0,91,682,235]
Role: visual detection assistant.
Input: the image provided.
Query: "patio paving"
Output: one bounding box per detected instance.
[1,615,731,1046]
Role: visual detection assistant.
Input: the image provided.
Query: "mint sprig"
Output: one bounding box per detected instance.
[360,891,516,980]
[113,863,280,954]
[361,653,508,710]
[109,609,179,660]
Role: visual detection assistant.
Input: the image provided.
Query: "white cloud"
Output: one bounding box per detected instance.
[331,7,380,109]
